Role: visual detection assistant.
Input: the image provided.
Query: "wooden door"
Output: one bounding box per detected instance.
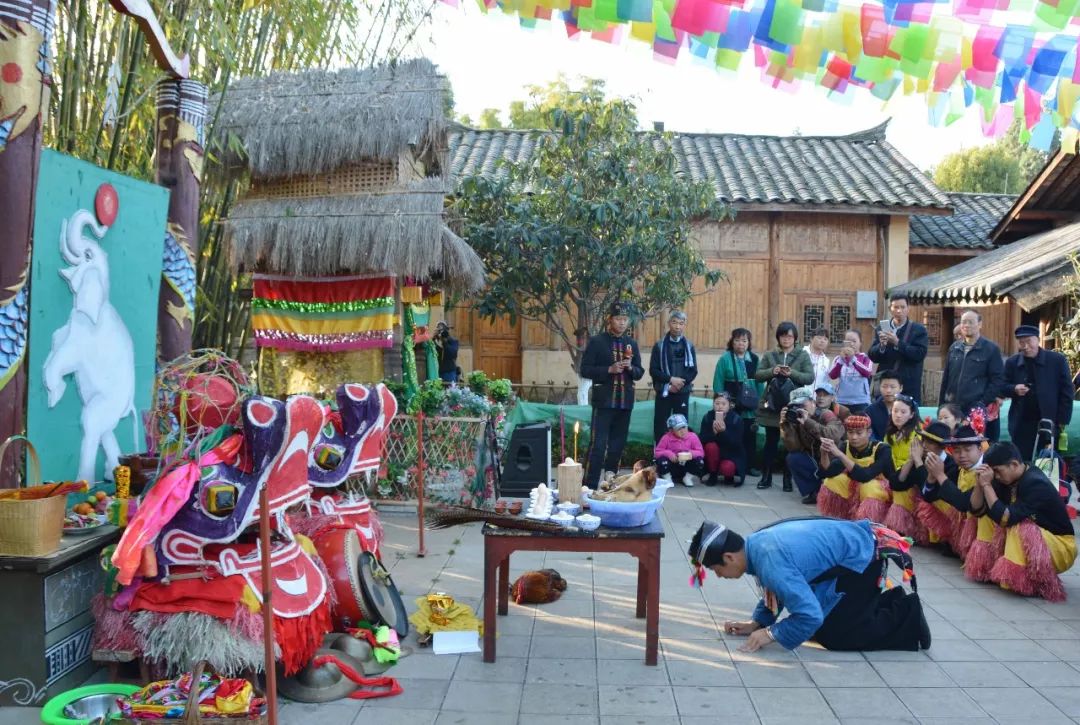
[473,313,522,382]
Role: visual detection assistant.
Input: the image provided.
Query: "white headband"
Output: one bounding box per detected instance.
[697,524,727,561]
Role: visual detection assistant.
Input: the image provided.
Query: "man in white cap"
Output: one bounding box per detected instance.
[688,518,930,652]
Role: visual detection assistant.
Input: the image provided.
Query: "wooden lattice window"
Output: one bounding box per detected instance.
[923,307,943,348]
[829,304,852,344]
[802,304,825,343]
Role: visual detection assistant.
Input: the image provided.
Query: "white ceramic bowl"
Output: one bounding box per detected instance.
[556,501,581,517]
[575,514,601,531]
[550,512,575,528]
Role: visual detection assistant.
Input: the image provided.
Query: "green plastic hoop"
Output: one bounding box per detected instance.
[40,683,141,725]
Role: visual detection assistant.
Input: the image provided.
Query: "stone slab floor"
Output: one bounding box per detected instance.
[5,481,1080,724]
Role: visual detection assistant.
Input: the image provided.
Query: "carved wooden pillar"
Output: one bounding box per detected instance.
[0,0,54,483]
[154,78,206,364]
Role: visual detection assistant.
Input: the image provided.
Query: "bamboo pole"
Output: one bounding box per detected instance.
[258,486,278,724]
[417,411,426,557]
[0,0,55,486]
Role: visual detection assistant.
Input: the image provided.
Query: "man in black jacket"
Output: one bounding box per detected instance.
[868,293,929,405]
[649,310,698,443]
[580,302,645,486]
[1002,325,1075,460]
[939,310,1005,441]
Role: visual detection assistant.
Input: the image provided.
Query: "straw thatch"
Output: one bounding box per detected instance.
[224,177,485,292]
[216,58,449,179]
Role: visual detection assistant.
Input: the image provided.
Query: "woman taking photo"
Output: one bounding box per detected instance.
[713,328,763,476]
[754,322,813,490]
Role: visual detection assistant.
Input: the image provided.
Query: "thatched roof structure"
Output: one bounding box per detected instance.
[216,58,449,178]
[218,58,484,293]
[225,178,484,292]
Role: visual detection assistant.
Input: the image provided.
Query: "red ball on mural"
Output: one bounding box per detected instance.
[176,373,243,435]
[95,183,119,227]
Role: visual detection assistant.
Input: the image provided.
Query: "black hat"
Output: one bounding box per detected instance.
[919,421,952,444]
[608,301,631,317]
[688,521,730,568]
[948,424,986,445]
[1014,324,1039,339]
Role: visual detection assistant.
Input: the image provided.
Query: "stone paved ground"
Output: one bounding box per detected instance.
[7,481,1079,724]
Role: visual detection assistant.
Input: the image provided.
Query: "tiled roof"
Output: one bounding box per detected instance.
[891,221,1080,311]
[909,192,1017,250]
[447,121,952,212]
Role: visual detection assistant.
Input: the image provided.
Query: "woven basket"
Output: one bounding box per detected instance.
[0,436,65,557]
[117,661,268,724]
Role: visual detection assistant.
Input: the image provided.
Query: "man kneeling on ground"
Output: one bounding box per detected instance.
[688,518,931,652]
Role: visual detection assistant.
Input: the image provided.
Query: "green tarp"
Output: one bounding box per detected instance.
[506,400,1080,457]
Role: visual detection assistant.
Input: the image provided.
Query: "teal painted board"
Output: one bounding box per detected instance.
[26,150,168,483]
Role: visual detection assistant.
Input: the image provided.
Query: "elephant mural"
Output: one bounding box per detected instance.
[43,208,137,482]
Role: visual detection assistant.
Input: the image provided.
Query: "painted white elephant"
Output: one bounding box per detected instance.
[43,209,137,482]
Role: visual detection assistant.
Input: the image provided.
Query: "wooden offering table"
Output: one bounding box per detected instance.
[482,518,663,665]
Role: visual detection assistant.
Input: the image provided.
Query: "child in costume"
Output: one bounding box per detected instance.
[910,421,960,547]
[920,424,992,569]
[654,414,706,487]
[977,442,1077,601]
[817,415,894,521]
[884,395,929,544]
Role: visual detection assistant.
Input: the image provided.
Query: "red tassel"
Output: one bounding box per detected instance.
[273,599,333,676]
[310,654,403,699]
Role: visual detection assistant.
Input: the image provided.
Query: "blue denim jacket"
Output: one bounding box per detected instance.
[746,518,876,649]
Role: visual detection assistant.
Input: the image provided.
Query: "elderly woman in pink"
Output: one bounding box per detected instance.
[654,414,706,487]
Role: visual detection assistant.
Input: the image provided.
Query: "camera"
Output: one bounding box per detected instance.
[785,407,803,424]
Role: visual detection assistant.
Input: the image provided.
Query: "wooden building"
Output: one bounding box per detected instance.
[906,192,1017,372]
[446,121,953,387]
[893,136,1080,384]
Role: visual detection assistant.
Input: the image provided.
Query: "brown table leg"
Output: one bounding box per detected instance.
[636,552,647,619]
[498,554,510,616]
[644,541,660,666]
[483,537,498,663]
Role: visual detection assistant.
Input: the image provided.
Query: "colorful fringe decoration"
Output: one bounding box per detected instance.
[689,561,707,588]
[252,274,395,352]
[870,523,917,592]
[963,520,1004,582]
[988,521,1067,602]
[916,499,956,544]
[883,500,929,547]
[274,598,333,676]
[955,515,979,559]
[817,476,858,519]
[855,480,892,524]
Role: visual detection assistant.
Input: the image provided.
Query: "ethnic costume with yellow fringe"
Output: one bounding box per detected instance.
[884,430,930,545]
[913,422,960,545]
[982,465,1077,601]
[817,417,893,522]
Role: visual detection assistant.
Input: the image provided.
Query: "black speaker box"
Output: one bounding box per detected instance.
[499,422,552,496]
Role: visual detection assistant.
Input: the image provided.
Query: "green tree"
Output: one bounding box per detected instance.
[477,108,503,128]
[507,74,608,129]
[932,120,1050,194]
[452,95,727,372]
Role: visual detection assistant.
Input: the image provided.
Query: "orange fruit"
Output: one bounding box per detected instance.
[95,491,107,501]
